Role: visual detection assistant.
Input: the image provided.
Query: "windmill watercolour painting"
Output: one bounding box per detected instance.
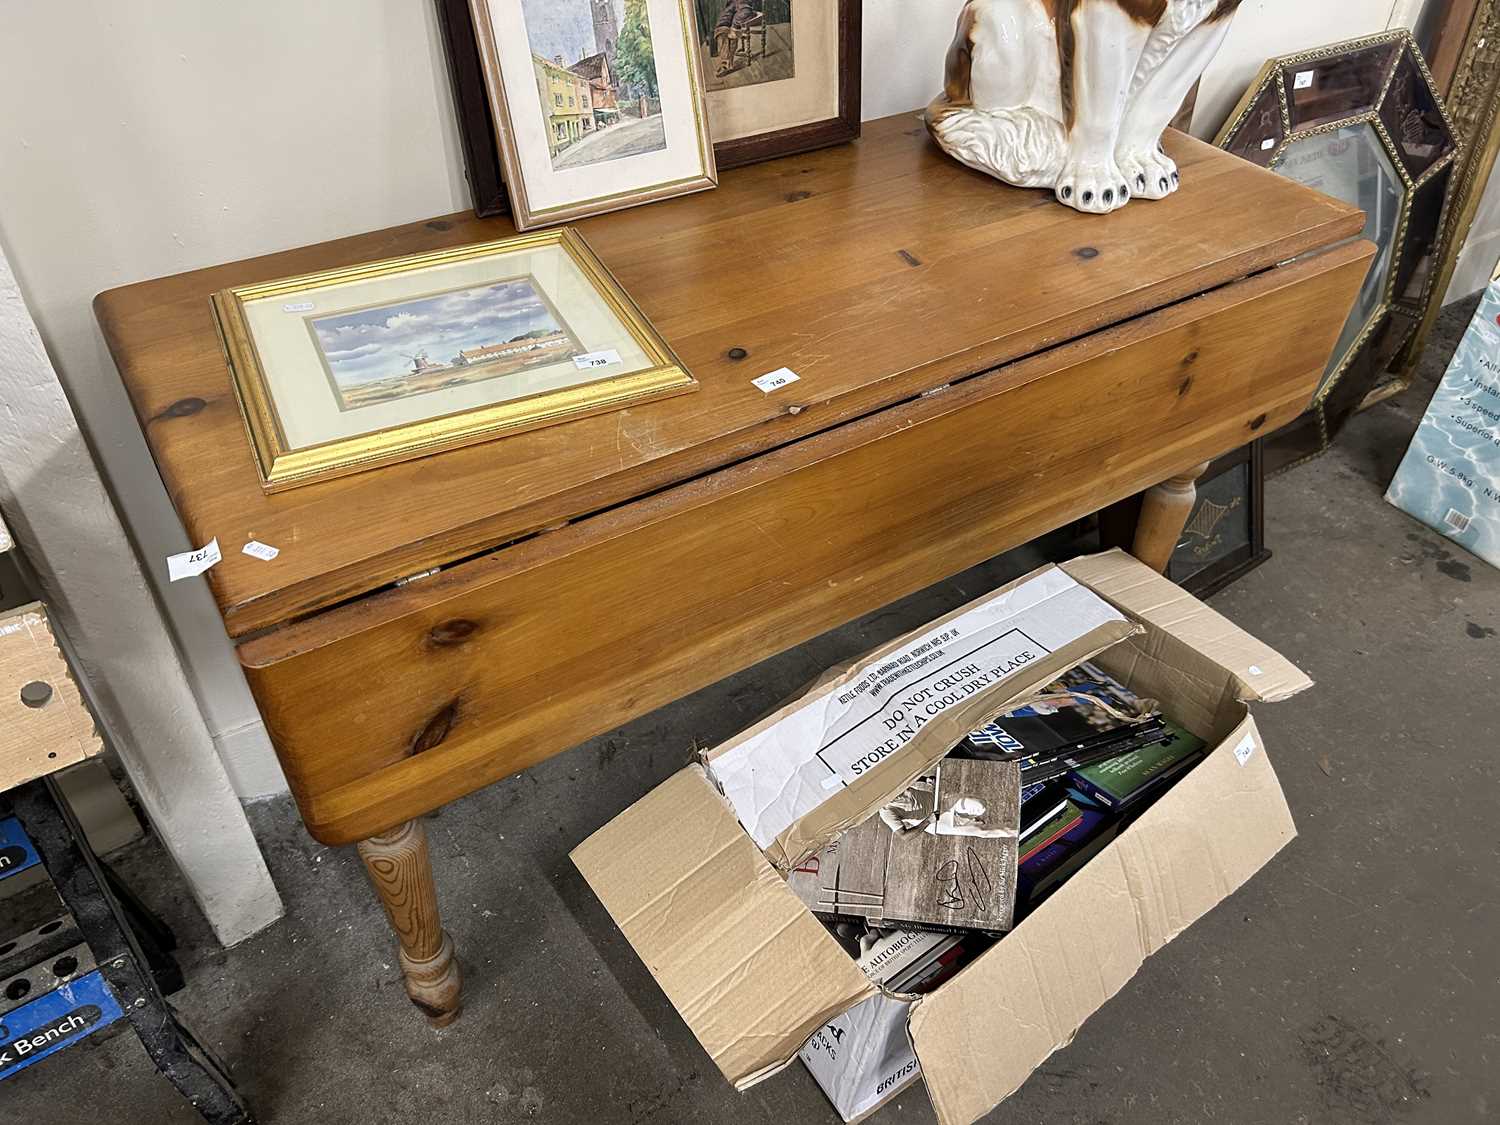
[309,277,583,411]
[213,229,695,491]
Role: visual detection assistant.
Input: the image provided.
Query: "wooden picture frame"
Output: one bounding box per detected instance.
[437,0,860,217]
[461,0,717,232]
[212,229,695,492]
[696,0,862,171]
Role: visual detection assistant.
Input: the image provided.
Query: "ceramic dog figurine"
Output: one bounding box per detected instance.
[927,0,1243,213]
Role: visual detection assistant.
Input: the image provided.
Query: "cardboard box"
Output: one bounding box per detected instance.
[572,551,1310,1124]
[800,992,921,1123]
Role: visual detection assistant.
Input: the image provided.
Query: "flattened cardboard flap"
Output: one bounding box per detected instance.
[571,767,876,1089]
[1061,551,1313,703]
[908,715,1295,1125]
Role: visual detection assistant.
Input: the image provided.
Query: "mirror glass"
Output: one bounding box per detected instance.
[1277,124,1404,393]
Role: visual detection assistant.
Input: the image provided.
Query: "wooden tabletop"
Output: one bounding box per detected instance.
[97,114,1363,637]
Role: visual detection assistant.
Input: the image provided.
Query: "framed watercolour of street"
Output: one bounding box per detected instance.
[694,0,861,170]
[436,0,859,216]
[466,0,717,230]
[211,230,696,492]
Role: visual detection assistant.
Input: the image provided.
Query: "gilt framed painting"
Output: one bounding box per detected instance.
[464,0,717,230]
[211,230,695,492]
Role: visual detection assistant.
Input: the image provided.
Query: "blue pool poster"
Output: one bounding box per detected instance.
[1387,277,1500,570]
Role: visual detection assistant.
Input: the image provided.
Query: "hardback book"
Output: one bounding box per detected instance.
[806,760,1023,933]
[964,720,1170,785]
[1016,807,1122,915]
[787,838,838,915]
[856,928,962,986]
[961,662,1165,781]
[1019,799,1084,864]
[880,759,1022,934]
[1068,721,1206,810]
[884,933,974,994]
[1019,782,1069,836]
[811,816,891,922]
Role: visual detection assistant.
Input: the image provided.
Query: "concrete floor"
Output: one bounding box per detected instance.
[6,300,1497,1124]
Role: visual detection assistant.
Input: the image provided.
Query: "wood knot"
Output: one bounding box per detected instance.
[785,190,813,203]
[1073,247,1100,260]
[155,397,206,421]
[898,249,923,268]
[1249,413,1269,431]
[1181,350,1200,368]
[428,619,479,647]
[727,347,749,361]
[411,701,459,756]
[426,220,453,231]
[1178,375,1194,398]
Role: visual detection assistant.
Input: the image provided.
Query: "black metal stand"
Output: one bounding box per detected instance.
[2,778,253,1124]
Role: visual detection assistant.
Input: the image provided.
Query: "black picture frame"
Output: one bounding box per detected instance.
[1167,441,1271,599]
[436,0,510,218]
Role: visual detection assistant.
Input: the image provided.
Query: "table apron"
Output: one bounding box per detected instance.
[240,242,1372,845]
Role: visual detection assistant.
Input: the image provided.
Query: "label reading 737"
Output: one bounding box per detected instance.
[167,538,222,582]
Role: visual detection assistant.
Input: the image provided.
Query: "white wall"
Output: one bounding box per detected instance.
[1446,171,1500,301]
[0,244,282,945]
[1194,0,1428,136]
[0,1,472,799]
[0,0,1439,801]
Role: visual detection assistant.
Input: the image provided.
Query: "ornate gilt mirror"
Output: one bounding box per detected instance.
[1217,30,1460,471]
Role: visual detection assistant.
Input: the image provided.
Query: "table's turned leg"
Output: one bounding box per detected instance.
[1132,461,1212,574]
[357,820,462,1027]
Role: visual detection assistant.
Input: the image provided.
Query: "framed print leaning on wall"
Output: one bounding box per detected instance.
[467,0,717,230]
[694,0,861,170]
[212,230,695,492]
